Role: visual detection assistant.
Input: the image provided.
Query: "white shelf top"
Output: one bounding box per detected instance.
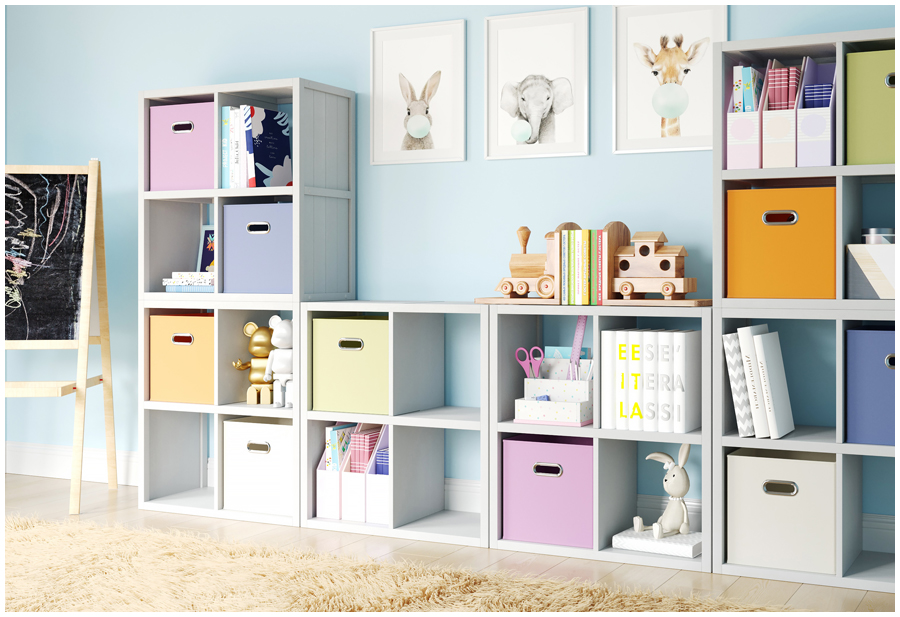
[493,304,710,318]
[497,421,703,443]
[143,400,295,420]
[843,551,896,589]
[307,510,481,546]
[141,293,295,310]
[718,299,894,316]
[144,486,215,510]
[303,300,486,314]
[307,406,481,430]
[721,164,894,181]
[141,186,294,201]
[723,425,837,453]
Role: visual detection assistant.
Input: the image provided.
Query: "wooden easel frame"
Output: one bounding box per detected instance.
[5,160,117,514]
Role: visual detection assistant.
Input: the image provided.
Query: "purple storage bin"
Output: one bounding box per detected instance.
[149,102,215,191]
[223,203,292,294]
[847,330,895,446]
[502,434,593,549]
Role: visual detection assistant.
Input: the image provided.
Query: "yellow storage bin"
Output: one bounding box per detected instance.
[846,49,894,165]
[726,187,835,299]
[313,317,389,414]
[150,314,215,404]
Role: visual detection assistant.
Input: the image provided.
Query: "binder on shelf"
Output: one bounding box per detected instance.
[737,324,770,438]
[753,332,795,439]
[796,57,836,167]
[365,426,390,525]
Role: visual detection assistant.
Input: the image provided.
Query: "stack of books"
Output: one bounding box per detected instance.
[560,228,606,305]
[349,428,381,473]
[767,66,801,110]
[221,105,292,189]
[732,65,764,112]
[375,448,389,476]
[323,423,355,471]
[722,325,795,439]
[803,83,833,108]
[599,329,702,433]
[162,271,214,293]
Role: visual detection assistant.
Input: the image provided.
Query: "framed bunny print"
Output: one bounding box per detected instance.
[371,19,466,165]
[485,7,589,160]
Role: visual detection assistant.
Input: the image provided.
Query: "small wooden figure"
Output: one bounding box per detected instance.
[232,321,275,405]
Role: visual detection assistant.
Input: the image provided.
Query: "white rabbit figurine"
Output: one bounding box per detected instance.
[634,443,691,539]
[264,315,293,408]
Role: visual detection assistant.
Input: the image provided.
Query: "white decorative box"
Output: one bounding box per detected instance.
[612,528,703,558]
[514,377,593,426]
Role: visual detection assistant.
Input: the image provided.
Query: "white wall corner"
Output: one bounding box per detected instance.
[5,442,139,487]
[444,478,480,513]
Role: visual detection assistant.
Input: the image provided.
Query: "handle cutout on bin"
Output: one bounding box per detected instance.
[171,121,194,133]
[762,480,798,496]
[338,338,364,351]
[171,333,194,345]
[886,354,895,370]
[533,462,563,477]
[246,441,271,454]
[762,210,799,226]
[886,72,895,88]
[246,222,270,234]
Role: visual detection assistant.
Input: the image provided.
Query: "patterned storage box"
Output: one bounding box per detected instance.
[515,378,593,426]
[375,448,389,476]
[350,429,380,473]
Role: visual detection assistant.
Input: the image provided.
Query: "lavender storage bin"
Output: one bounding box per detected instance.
[502,434,593,549]
[223,203,292,294]
[846,330,895,446]
[149,102,215,191]
[797,58,836,167]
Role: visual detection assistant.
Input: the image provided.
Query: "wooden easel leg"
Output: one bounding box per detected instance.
[69,388,88,515]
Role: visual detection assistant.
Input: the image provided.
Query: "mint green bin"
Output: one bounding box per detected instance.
[847,49,895,165]
[312,318,389,414]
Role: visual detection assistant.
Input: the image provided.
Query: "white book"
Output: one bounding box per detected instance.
[574,230,583,306]
[753,332,795,439]
[228,107,240,189]
[723,332,754,437]
[626,330,644,431]
[560,231,568,305]
[733,66,743,112]
[238,106,248,189]
[673,330,702,434]
[737,324,770,438]
[656,331,675,433]
[600,329,618,429]
[615,330,630,430]
[641,331,659,432]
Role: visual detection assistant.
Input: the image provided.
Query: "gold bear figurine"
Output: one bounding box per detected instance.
[232,321,275,404]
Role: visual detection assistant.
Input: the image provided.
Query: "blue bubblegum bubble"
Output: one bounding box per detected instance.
[511,119,532,142]
[406,115,431,138]
[652,83,690,119]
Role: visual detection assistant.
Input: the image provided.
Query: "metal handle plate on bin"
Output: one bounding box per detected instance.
[762,480,798,496]
[247,441,271,454]
[533,462,563,477]
[246,222,270,234]
[338,338,364,351]
[886,354,895,370]
[171,121,194,133]
[762,210,799,226]
[886,72,895,88]
[172,333,194,345]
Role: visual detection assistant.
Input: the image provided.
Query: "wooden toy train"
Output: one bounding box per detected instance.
[475,221,711,307]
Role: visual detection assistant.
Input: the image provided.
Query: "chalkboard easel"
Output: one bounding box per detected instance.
[5,160,117,515]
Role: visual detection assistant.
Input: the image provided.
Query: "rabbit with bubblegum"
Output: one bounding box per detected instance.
[634,443,692,539]
[399,71,441,150]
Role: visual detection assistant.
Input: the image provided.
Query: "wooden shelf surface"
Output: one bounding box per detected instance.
[6,376,102,398]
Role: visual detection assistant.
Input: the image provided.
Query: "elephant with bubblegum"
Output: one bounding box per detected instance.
[500,75,574,144]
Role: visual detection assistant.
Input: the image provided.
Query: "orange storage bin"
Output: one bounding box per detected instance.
[727,187,835,299]
[150,314,215,404]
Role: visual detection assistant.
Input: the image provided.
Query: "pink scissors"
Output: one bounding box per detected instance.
[515,346,544,379]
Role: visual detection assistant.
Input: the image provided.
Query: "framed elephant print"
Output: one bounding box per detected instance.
[485,7,589,160]
[613,5,727,154]
[371,19,466,165]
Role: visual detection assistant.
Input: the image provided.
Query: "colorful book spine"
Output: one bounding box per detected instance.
[742,67,763,112]
[375,448,389,475]
[733,66,743,112]
[615,330,630,430]
[581,230,590,306]
[752,68,763,110]
[600,329,617,429]
[229,107,241,189]
[574,230,583,306]
[657,331,674,433]
[590,230,598,306]
[598,229,604,305]
[237,107,247,189]
[673,330,702,434]
[327,423,355,471]
[788,66,800,110]
[241,105,257,188]
[560,231,568,305]
[626,330,643,431]
[567,230,575,305]
[349,429,380,473]
[221,107,230,189]
[642,331,659,432]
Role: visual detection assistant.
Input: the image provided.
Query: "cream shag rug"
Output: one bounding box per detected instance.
[6,517,785,612]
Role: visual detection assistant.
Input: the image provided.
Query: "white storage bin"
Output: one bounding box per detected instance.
[224,417,293,516]
[315,446,346,520]
[365,426,390,525]
[727,448,836,574]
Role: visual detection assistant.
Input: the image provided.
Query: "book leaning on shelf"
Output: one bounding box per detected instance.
[559,228,606,305]
[221,105,293,189]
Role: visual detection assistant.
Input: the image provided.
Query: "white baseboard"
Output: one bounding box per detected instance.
[5,442,139,486]
[863,513,895,553]
[445,478,480,513]
[636,494,704,533]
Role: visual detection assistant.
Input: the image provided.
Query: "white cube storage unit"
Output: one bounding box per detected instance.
[224,417,294,517]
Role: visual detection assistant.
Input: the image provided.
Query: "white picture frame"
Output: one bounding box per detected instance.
[613,5,727,154]
[485,7,589,160]
[371,19,466,165]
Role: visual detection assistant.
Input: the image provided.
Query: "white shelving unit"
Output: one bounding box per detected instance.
[300,301,490,547]
[712,29,895,593]
[138,78,355,527]
[489,304,713,573]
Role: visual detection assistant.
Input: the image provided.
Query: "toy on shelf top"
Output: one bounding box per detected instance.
[232,321,275,405]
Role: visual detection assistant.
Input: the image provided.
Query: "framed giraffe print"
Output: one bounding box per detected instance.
[613,5,727,154]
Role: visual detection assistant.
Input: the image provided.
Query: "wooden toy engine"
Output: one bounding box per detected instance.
[489,223,580,303]
[614,231,696,300]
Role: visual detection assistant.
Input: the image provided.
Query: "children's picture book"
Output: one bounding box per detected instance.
[246,106,293,188]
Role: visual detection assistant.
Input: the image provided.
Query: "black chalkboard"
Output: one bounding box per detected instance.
[5,173,89,340]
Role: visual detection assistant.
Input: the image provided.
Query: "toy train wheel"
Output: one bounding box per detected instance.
[619,281,634,297]
[536,276,555,299]
[499,280,514,295]
[515,281,529,296]
[661,281,676,297]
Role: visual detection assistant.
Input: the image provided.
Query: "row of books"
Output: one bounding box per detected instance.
[599,329,702,434]
[560,228,605,305]
[221,105,293,189]
[323,423,388,475]
[723,325,795,439]
[732,66,764,112]
[767,65,801,111]
[162,271,214,293]
[732,59,833,114]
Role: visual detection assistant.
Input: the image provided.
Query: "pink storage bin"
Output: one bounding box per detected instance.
[502,435,593,549]
[149,102,215,191]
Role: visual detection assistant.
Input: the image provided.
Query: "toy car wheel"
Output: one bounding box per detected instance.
[515,281,529,296]
[661,282,675,297]
[619,281,634,297]
[500,281,513,295]
[536,276,555,298]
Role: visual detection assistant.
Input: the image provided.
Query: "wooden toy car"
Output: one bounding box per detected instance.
[613,232,697,300]
[490,223,580,303]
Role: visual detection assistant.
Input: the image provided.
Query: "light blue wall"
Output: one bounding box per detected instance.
[5,7,894,497]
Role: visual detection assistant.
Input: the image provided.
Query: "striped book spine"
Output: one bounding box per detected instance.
[375,448,389,475]
[350,430,380,473]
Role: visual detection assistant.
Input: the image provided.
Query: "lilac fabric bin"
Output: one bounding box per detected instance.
[149,102,215,191]
[502,434,593,549]
[223,203,292,294]
[846,329,895,446]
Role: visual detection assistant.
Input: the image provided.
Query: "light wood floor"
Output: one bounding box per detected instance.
[5,474,894,612]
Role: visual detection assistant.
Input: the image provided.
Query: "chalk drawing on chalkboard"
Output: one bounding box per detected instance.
[5,173,88,340]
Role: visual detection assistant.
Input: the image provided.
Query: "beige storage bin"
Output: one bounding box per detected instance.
[727,448,836,574]
[312,317,389,414]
